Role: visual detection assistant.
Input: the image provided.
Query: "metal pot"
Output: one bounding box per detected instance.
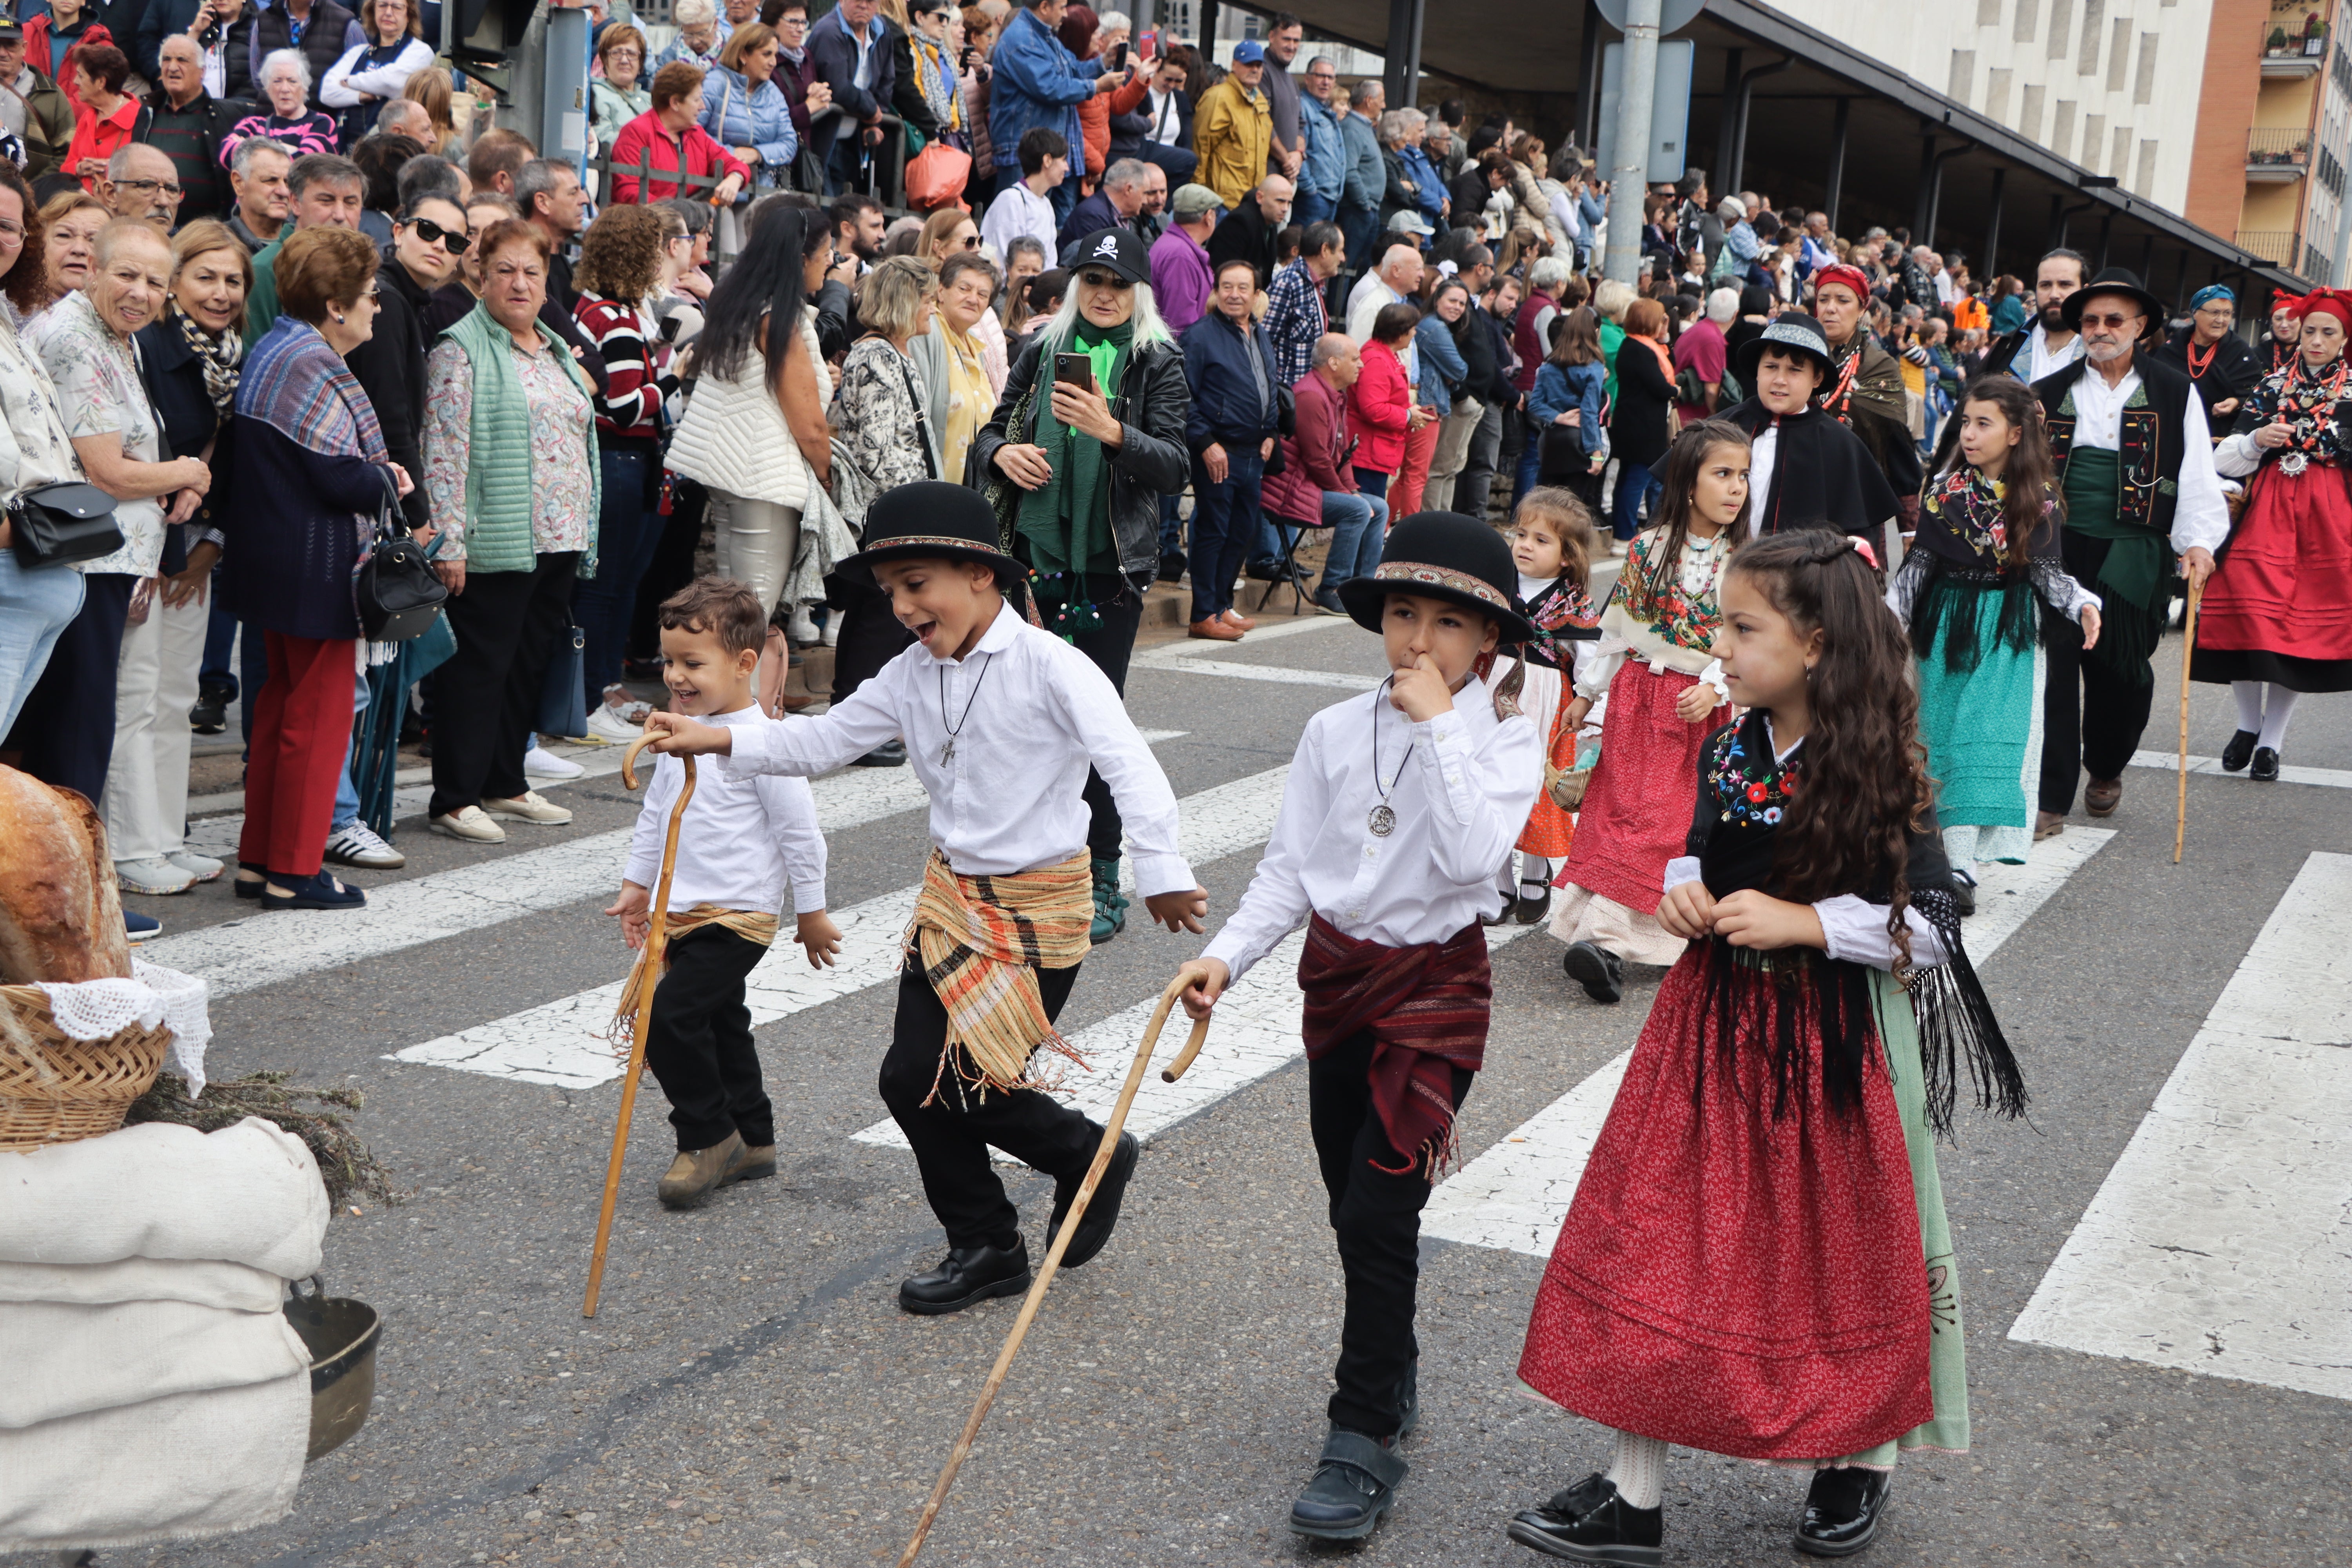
[282,1277,383,1463]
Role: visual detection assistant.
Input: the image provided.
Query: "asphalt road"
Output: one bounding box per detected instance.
[25,610,2352,1568]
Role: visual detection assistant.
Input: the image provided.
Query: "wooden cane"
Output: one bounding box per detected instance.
[896,975,1212,1566]
[2175,576,2202,866]
[583,733,697,1318]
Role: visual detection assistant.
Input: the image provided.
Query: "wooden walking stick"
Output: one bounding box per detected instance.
[2175,575,2203,866]
[583,732,697,1318]
[896,975,1212,1566]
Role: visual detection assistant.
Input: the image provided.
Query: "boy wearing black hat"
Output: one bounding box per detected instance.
[646,483,1209,1315]
[1172,512,1542,1543]
[1717,311,1902,540]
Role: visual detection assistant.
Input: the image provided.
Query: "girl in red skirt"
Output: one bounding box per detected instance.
[1546,422,1750,1004]
[1494,487,1605,925]
[2196,286,2352,779]
[1507,530,2022,1564]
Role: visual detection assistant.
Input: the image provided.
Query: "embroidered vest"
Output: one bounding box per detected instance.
[2034,353,2190,539]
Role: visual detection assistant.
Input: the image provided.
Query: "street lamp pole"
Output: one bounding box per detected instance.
[1603,0,1661,285]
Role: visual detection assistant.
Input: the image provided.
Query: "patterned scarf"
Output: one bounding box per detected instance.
[237,315,387,465]
[606,905,779,1057]
[907,849,1093,1100]
[174,303,241,420]
[909,32,961,133]
[1918,466,2009,563]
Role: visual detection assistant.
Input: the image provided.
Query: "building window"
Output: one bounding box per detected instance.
[2053,98,2077,158]
[2107,17,2131,91]
[2021,82,2048,140]
[2081,111,2104,169]
[2111,124,2132,181]
[2078,0,2106,76]
[2047,0,2072,59]
[1987,66,2015,124]
[2135,137,2158,194]
[1950,49,1976,103]
[2014,0,2038,42]
[2136,33,2158,104]
[1979,0,2003,22]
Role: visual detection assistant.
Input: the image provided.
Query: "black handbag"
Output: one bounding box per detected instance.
[7,481,123,567]
[352,474,445,641]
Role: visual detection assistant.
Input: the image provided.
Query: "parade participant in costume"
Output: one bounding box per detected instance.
[644,483,1209,1314]
[1546,422,1746,1005]
[2259,290,2305,379]
[1809,263,1922,523]
[2193,286,2352,777]
[1719,311,1900,539]
[1173,512,1541,1544]
[1507,528,2024,1566]
[1893,377,2102,909]
[2032,268,2226,831]
[1981,247,2086,385]
[606,579,842,1209]
[1494,487,1602,925]
[2151,284,2258,426]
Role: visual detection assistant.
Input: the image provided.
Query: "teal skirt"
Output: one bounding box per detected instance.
[1917,586,2044,867]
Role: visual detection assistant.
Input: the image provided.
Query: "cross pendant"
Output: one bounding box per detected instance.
[941,737,956,766]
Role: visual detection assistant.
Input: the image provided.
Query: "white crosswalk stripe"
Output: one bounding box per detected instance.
[2008,850,2352,1403]
[1421,829,2118,1256]
[2125,748,2352,790]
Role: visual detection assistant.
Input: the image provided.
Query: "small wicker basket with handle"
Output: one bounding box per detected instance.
[0,982,173,1151]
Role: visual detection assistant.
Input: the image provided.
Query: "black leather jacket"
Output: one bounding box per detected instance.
[973,330,1192,580]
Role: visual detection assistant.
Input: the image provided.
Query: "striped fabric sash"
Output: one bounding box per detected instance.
[607,904,780,1057]
[908,849,1093,1099]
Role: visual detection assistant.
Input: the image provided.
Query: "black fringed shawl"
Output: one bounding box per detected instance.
[1905,466,2062,675]
[1683,711,2025,1138]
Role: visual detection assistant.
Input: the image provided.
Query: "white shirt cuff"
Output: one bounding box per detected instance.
[1662,856,1702,892]
[1129,853,1196,899]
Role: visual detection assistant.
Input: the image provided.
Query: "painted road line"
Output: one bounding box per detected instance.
[183,740,627,822]
[853,922,1543,1156]
[1138,659,1382,691]
[2008,851,2352,1403]
[388,761,1290,1089]
[2127,749,2352,790]
[1422,829,2117,1257]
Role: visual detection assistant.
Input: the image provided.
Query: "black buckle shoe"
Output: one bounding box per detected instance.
[1794,1466,1891,1557]
[854,739,908,767]
[897,1240,1032,1315]
[1949,869,1977,918]
[1289,1426,1407,1541]
[2220,728,2258,771]
[1048,1131,1137,1269]
[1505,1472,1663,1564]
[2250,746,2281,782]
[1562,941,1623,1004]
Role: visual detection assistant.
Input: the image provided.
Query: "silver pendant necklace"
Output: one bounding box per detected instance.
[1368,680,1411,837]
[937,652,994,766]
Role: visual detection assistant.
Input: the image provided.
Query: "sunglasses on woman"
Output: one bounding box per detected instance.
[405,216,472,255]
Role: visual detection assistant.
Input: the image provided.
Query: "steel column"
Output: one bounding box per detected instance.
[1602,0,1662,285]
[1982,165,2006,279]
[1822,97,1849,234]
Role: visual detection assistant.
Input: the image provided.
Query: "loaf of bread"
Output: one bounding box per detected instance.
[0,766,131,984]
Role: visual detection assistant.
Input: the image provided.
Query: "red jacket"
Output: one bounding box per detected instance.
[25,17,115,113]
[1263,367,1355,522]
[1346,341,1412,475]
[606,108,749,205]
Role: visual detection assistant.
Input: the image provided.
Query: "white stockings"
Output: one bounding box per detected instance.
[2230,680,2301,752]
[1606,1430,1668,1510]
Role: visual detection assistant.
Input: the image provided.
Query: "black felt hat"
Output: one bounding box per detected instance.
[1335,512,1539,645]
[1731,310,1834,388]
[2061,267,2166,341]
[837,481,1022,588]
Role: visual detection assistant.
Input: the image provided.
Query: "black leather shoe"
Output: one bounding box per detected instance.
[897,1240,1032,1315]
[854,739,907,767]
[1289,1426,1406,1540]
[1394,1357,1419,1441]
[1047,1131,1137,1269]
[1311,585,1348,616]
[2220,728,2258,771]
[1515,886,1553,924]
[1505,1472,1664,1564]
[1157,550,1187,583]
[1243,559,1282,581]
[1794,1466,1891,1557]
[2250,746,2281,782]
[188,693,228,735]
[1949,870,1977,918]
[1563,941,1623,1004]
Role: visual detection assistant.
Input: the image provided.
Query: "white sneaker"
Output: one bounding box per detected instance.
[524,744,585,779]
[788,606,820,645]
[481,789,572,825]
[117,855,199,895]
[822,613,840,648]
[430,805,508,843]
[164,849,225,882]
[324,822,407,869]
[584,704,643,743]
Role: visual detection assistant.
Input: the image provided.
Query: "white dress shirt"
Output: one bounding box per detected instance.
[2023,323,2083,385]
[982,180,1058,269]
[1747,424,1780,530]
[719,605,1194,893]
[626,704,829,916]
[1201,677,1541,985]
[2062,361,2232,555]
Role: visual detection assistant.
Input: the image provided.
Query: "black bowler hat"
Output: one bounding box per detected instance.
[837,481,1022,589]
[2061,267,2166,341]
[1731,310,1835,388]
[1336,512,1539,645]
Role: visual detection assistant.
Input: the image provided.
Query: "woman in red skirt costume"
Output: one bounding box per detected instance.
[2194,287,2352,779]
[1546,422,1750,1004]
[1507,531,2022,1564]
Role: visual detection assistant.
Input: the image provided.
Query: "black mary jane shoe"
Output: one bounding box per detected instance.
[2220,728,2259,772]
[1046,1131,1138,1269]
[1562,941,1624,1005]
[233,860,266,900]
[1504,1472,1664,1564]
[1515,885,1553,925]
[897,1240,1032,1315]
[1288,1426,1407,1541]
[1794,1466,1892,1557]
[2250,746,2281,782]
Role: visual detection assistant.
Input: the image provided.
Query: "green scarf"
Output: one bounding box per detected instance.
[1016,320,1131,637]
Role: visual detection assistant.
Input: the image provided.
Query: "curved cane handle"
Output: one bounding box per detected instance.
[621,731,656,791]
[1152,973,1214,1084]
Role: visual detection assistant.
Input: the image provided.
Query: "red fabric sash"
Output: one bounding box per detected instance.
[1298,914,1492,1177]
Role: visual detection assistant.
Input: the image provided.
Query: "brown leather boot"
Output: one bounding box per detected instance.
[1188,616,1245,641]
[731,1144,778,1183]
[657,1132,746,1209]
[2083,777,2123,818]
[2034,810,2066,840]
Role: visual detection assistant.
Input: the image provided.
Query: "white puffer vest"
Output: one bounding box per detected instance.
[666,314,830,508]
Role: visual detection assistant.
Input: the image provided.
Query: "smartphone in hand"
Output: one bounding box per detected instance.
[1053,352,1096,394]
[1106,39,1128,71]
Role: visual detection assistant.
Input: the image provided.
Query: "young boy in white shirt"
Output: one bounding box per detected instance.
[607,579,843,1210]
[1174,512,1542,1543]
[645,483,1209,1314]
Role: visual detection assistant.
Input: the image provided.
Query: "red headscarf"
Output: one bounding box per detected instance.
[2272,288,2309,321]
[2297,287,2352,333]
[1812,263,1872,307]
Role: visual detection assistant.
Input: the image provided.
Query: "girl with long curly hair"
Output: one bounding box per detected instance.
[1509,527,2023,1566]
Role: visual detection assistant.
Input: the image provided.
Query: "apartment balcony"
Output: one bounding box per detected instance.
[2263,25,2328,77]
[2248,127,2314,181]
[2236,230,2302,267]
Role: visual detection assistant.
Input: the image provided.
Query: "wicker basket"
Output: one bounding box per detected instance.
[0,982,173,1151]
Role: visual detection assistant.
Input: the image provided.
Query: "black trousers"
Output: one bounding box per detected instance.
[2039,532,2156,813]
[878,959,1094,1252]
[643,924,774,1151]
[1052,574,1145,862]
[4,571,133,804]
[1308,1032,1474,1439]
[428,552,578,818]
[826,575,915,707]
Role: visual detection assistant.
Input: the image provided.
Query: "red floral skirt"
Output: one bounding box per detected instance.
[2194,465,2352,688]
[1554,662,1709,915]
[1517,947,1934,1461]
